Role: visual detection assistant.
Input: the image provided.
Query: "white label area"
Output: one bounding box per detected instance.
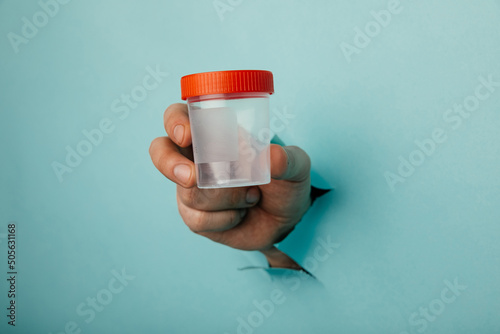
[189,107,239,164]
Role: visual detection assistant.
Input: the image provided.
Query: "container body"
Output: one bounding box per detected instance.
[186,92,271,189]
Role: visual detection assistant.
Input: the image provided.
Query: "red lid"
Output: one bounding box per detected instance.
[181,70,274,100]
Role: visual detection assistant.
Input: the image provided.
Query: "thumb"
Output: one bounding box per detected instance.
[270,144,311,182]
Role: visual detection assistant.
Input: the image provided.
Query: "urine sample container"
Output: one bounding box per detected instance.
[181,70,274,189]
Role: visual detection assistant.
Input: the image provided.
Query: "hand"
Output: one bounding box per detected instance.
[149,103,312,264]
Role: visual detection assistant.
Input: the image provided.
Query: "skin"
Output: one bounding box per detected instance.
[149,103,312,270]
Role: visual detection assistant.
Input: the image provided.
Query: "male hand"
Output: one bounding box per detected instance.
[149,103,312,264]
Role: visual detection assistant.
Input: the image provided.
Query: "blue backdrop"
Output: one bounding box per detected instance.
[1,0,499,333]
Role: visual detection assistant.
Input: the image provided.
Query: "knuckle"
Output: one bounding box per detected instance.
[156,152,171,176]
[178,206,202,234]
[176,194,188,219]
[187,211,207,233]
[164,105,176,128]
[149,137,162,157]
[231,210,242,225]
[164,103,178,117]
[149,138,172,175]
[165,103,185,121]
[228,190,242,208]
[198,189,220,208]
[204,189,220,201]
[177,188,191,205]
[188,189,205,209]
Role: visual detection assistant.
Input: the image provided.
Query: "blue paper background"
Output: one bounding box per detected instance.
[1,0,499,333]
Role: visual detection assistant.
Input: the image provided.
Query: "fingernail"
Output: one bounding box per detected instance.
[240,209,248,218]
[173,164,191,184]
[173,125,184,145]
[246,187,260,204]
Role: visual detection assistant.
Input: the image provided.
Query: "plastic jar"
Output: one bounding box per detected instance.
[181,70,274,189]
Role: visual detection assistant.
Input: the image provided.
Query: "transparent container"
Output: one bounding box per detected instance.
[181,70,274,189]
[187,92,271,188]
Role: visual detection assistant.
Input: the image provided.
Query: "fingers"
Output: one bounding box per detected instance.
[177,186,261,211]
[149,136,196,188]
[198,209,289,251]
[270,144,311,182]
[164,103,192,147]
[177,196,248,232]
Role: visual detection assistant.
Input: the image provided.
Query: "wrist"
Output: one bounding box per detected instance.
[259,246,303,271]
